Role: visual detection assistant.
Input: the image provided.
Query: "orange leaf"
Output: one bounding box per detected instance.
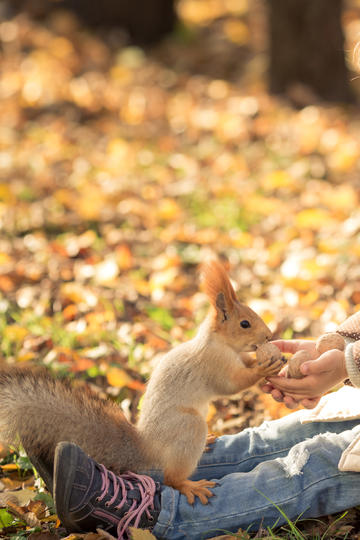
[0,275,15,292]
[63,304,79,321]
[259,394,300,419]
[70,357,96,373]
[116,244,133,270]
[106,367,144,392]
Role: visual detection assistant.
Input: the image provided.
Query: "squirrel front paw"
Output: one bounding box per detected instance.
[257,357,284,377]
[256,343,284,376]
[256,343,284,377]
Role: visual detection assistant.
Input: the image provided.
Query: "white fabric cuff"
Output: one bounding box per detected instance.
[345,342,360,388]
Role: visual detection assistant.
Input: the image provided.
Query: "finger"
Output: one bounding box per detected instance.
[301,397,321,409]
[283,395,300,409]
[260,383,274,394]
[270,388,285,402]
[300,349,343,376]
[271,339,317,356]
[278,366,288,377]
[267,376,310,394]
[270,340,302,354]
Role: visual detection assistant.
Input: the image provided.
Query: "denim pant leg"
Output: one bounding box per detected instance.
[192,410,360,480]
[152,414,360,540]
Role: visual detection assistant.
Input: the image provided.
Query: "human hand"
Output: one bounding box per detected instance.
[261,340,347,409]
[260,340,317,408]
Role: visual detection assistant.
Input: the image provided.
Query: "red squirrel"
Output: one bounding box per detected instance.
[0,261,282,504]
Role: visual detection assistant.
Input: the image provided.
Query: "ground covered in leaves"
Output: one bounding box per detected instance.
[1,0,360,538]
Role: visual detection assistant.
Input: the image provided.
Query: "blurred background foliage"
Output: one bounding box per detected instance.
[0,0,360,434]
[1,0,360,537]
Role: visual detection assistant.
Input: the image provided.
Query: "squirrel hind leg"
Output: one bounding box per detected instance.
[163,438,216,504]
[164,469,216,505]
[161,410,212,503]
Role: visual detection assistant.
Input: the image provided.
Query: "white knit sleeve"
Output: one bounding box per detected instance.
[345,342,360,388]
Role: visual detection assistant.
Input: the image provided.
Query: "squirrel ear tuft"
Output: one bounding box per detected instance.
[200,260,237,312]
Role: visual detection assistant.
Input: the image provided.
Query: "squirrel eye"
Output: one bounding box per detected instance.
[240,320,251,329]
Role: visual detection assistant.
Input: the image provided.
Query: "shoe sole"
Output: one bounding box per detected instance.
[54,441,83,533]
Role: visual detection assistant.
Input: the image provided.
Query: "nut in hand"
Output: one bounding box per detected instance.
[316,332,345,356]
[286,350,310,379]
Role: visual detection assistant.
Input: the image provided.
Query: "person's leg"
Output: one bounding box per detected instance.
[192,410,360,480]
[153,423,360,540]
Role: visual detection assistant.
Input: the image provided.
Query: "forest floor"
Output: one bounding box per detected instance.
[1,0,360,538]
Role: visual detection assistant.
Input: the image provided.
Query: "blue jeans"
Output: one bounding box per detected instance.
[152,411,360,540]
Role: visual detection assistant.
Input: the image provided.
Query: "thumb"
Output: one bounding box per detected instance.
[300,352,333,376]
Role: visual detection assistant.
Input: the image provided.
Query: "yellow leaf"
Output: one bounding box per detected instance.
[230,231,252,248]
[328,138,359,172]
[107,138,130,170]
[0,252,12,265]
[302,259,327,278]
[54,188,76,208]
[50,37,74,59]
[223,20,249,45]
[321,185,356,212]
[206,403,217,423]
[350,243,360,257]
[0,183,15,203]
[283,277,312,292]
[295,208,332,229]
[110,65,132,85]
[1,464,19,471]
[129,527,157,540]
[157,198,182,221]
[106,367,134,388]
[17,351,36,362]
[311,304,327,319]
[107,367,145,391]
[261,311,276,325]
[261,170,295,191]
[4,325,28,342]
[245,195,283,216]
[317,239,340,254]
[77,186,106,220]
[178,0,225,24]
[299,290,319,306]
[42,514,59,522]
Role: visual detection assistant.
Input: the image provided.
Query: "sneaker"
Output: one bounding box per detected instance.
[54,441,161,539]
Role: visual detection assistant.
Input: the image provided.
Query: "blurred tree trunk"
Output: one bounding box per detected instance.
[267,0,354,103]
[11,0,177,44]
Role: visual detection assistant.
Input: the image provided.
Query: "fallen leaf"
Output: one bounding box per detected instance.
[129,528,157,540]
[106,367,145,392]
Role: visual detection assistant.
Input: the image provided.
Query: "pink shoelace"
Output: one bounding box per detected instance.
[97,465,158,539]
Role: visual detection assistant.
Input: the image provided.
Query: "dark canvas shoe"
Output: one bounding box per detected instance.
[54,442,161,539]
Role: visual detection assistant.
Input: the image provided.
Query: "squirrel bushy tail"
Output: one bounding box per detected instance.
[0,367,149,474]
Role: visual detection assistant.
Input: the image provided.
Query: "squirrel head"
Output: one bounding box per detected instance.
[200,260,272,353]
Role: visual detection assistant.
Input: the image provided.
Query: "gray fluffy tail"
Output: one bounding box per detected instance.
[0,367,148,474]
